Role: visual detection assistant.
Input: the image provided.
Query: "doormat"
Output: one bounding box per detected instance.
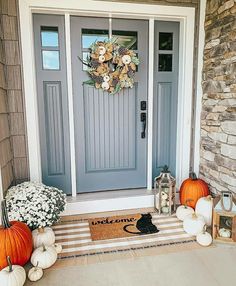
[52,213,200,262]
[89,213,160,240]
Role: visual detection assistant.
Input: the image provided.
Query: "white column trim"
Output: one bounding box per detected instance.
[175,14,195,188]
[147,18,155,190]
[65,14,77,197]
[19,0,42,181]
[194,0,207,176]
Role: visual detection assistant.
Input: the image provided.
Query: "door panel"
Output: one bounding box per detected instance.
[153,21,179,179]
[83,85,137,172]
[71,17,148,193]
[33,15,71,194]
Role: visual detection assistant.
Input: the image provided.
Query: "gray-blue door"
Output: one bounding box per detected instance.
[33,14,72,194]
[71,17,148,193]
[152,21,179,179]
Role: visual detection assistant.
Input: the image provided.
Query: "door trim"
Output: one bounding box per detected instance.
[19,0,196,196]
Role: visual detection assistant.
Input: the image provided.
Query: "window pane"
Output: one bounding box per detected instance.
[82,29,137,50]
[159,32,173,50]
[82,52,89,71]
[82,29,108,49]
[158,54,172,72]
[42,50,60,70]
[113,31,137,50]
[41,27,59,47]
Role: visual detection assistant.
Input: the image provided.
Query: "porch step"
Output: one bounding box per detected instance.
[62,189,154,216]
[62,189,180,216]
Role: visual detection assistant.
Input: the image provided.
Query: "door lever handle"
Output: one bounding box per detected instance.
[140,113,146,138]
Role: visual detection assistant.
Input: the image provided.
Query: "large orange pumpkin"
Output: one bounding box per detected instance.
[180,172,209,209]
[0,200,33,270]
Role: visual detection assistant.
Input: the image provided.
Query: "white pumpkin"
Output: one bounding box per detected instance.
[196,229,213,246]
[195,195,213,226]
[53,243,63,254]
[28,263,43,282]
[32,227,55,248]
[219,228,231,238]
[183,213,205,235]
[176,205,194,221]
[0,256,26,286]
[161,206,169,214]
[31,244,57,269]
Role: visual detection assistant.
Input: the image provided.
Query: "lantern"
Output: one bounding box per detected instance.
[212,191,236,243]
[154,165,176,215]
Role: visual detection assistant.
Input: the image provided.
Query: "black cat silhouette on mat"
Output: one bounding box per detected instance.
[123,213,159,235]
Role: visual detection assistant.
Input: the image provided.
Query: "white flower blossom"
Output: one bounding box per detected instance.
[5,182,66,230]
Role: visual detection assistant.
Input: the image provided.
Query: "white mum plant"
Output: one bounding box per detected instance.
[5,182,66,230]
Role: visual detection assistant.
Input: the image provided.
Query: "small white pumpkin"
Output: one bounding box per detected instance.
[195,195,213,226]
[176,205,194,221]
[53,243,63,254]
[161,199,167,207]
[32,227,55,248]
[161,206,169,214]
[0,256,26,286]
[183,213,205,235]
[28,263,43,282]
[219,228,231,238]
[31,244,57,269]
[161,192,168,200]
[196,227,213,246]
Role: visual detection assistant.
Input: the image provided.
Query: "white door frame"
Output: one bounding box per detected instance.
[19,0,195,196]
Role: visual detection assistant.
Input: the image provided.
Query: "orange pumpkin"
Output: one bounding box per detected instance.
[180,172,209,209]
[0,200,33,270]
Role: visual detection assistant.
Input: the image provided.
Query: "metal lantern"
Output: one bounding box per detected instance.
[213,191,236,243]
[154,165,176,215]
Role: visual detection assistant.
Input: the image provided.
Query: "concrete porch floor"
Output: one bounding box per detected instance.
[25,244,236,286]
[25,207,236,286]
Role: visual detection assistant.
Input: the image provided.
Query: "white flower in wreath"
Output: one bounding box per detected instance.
[122,55,131,65]
[103,75,110,82]
[102,81,110,90]
[98,46,106,55]
[98,55,105,63]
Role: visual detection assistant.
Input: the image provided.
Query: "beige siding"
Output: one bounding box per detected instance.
[0,0,29,193]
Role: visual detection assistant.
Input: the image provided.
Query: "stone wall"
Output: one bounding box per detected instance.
[200,0,236,193]
[0,0,29,192]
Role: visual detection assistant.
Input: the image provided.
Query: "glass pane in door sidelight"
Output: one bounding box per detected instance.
[159,32,173,50]
[158,54,172,72]
[41,27,59,47]
[42,50,60,70]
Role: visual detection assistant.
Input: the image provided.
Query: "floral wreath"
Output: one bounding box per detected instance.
[83,40,140,94]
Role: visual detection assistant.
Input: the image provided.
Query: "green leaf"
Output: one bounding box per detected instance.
[111,83,121,95]
[131,56,140,65]
[83,79,95,86]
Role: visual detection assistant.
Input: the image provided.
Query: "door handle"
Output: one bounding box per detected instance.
[141,113,146,138]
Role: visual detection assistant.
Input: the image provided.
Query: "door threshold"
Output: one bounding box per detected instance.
[63,188,155,216]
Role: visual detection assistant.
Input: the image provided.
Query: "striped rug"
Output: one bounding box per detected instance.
[53,213,198,260]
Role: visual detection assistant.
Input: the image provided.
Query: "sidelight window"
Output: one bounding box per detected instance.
[41,26,60,70]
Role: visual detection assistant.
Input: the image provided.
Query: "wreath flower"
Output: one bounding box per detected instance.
[82,40,140,94]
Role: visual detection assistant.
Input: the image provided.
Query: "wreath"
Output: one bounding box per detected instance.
[83,40,140,94]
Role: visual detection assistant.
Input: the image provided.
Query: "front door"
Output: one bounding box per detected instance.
[71,17,148,193]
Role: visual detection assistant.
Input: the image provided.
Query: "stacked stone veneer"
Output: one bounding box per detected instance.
[200,0,236,193]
